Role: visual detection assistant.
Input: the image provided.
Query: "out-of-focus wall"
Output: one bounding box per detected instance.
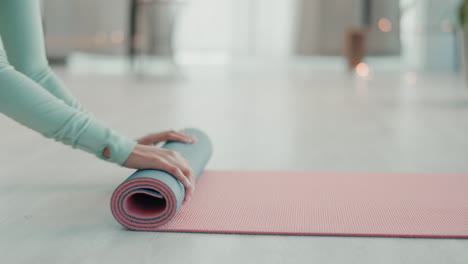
[42,0,128,59]
[296,0,401,56]
[175,0,297,57]
[42,0,400,59]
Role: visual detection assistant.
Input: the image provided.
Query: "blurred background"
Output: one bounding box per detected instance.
[41,0,464,75]
[27,0,468,172]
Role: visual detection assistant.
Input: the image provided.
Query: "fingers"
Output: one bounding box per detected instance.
[125,141,197,204]
[163,149,195,185]
[159,160,194,202]
[161,149,196,203]
[165,130,197,144]
[137,130,198,146]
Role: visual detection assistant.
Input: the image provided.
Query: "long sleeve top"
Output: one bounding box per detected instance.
[0,0,136,165]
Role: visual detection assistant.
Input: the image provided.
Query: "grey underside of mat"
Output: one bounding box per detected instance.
[124,128,213,210]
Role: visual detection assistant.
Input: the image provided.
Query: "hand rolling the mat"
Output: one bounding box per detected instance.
[111,128,213,230]
[120,130,199,204]
[0,1,197,202]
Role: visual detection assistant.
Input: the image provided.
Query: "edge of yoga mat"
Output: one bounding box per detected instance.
[148,229,468,239]
[110,128,212,230]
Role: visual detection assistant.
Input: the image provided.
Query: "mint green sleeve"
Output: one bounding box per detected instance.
[0,0,137,165]
[0,48,136,165]
[0,0,84,111]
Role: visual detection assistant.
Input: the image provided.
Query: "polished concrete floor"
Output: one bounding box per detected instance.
[0,58,467,263]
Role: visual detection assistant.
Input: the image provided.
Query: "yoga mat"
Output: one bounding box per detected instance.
[111,128,213,230]
[111,130,468,238]
[114,169,468,238]
[153,171,467,238]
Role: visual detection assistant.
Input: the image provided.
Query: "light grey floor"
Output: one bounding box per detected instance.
[1,58,467,263]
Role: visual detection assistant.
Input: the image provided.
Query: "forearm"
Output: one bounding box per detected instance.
[31,67,86,112]
[0,0,85,112]
[0,65,136,165]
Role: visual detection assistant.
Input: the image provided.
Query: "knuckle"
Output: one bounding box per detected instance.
[164,150,176,157]
[182,168,191,176]
[169,166,179,174]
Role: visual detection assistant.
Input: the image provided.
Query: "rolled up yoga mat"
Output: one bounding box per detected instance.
[111,128,212,230]
[111,129,468,238]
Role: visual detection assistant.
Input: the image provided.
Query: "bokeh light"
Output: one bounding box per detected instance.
[355,62,370,77]
[378,18,392,32]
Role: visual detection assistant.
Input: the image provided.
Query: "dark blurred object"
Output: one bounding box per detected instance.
[361,0,371,26]
[128,0,138,63]
[127,0,185,69]
[459,0,468,83]
[345,0,371,70]
[460,0,468,30]
[345,29,367,69]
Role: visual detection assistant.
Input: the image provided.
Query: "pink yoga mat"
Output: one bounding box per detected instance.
[146,171,468,238]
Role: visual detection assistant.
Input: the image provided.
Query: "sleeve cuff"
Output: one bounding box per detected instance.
[75,117,137,166]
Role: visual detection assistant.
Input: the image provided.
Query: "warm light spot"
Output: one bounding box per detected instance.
[440,19,452,33]
[355,62,370,77]
[405,72,417,85]
[111,30,125,44]
[378,18,392,32]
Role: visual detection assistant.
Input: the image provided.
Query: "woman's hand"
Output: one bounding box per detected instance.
[137,130,197,146]
[103,130,198,203]
[123,144,196,204]
[123,130,197,204]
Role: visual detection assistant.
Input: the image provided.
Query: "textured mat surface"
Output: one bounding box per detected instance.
[153,171,468,238]
[111,128,212,230]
